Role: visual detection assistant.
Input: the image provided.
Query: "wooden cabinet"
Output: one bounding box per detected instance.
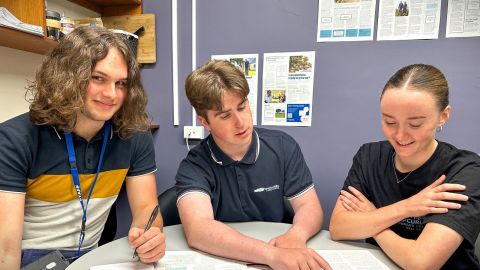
[0,0,142,55]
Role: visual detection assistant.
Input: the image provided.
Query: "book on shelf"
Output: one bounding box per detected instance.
[0,7,44,36]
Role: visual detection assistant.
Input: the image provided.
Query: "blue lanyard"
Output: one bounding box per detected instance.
[64,121,110,256]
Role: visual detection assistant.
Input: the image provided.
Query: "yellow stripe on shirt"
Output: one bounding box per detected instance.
[26,169,128,202]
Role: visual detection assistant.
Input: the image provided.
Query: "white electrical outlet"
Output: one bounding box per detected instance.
[183,126,204,140]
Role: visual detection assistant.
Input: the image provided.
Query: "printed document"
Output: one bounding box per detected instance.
[262,51,315,127]
[316,250,391,269]
[90,250,391,270]
[446,0,480,38]
[377,0,441,40]
[317,0,377,42]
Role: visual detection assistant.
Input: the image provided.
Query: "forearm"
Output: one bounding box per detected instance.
[131,203,163,230]
[184,219,276,265]
[0,192,24,270]
[373,229,417,270]
[373,223,461,270]
[126,174,163,230]
[289,204,323,242]
[0,247,21,270]
[330,201,405,240]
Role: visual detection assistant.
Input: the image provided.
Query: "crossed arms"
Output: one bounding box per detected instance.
[329,175,469,270]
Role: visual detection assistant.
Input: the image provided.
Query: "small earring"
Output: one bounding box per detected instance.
[436,125,443,132]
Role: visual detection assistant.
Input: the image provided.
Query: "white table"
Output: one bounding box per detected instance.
[67,222,399,269]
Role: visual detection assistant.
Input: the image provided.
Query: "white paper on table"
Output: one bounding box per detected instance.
[316,250,390,270]
[155,250,248,270]
[90,261,154,270]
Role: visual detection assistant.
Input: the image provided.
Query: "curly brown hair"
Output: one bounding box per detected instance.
[26,26,149,138]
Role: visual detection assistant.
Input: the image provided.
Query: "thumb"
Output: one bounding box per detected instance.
[128,227,142,243]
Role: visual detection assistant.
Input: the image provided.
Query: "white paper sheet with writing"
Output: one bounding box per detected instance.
[155,251,247,270]
[90,250,391,270]
[316,250,391,270]
[247,250,392,270]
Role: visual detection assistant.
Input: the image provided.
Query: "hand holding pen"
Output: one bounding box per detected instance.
[129,204,166,263]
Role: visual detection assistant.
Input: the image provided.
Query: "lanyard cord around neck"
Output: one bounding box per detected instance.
[64,121,111,256]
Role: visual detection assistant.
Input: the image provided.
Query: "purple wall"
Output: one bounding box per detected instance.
[115,0,480,237]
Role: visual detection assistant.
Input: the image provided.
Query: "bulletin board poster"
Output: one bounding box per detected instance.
[377,0,441,40]
[261,51,315,127]
[446,0,480,38]
[211,54,259,125]
[317,0,376,42]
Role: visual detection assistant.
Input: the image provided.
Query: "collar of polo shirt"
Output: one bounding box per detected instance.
[52,124,114,141]
[207,129,260,166]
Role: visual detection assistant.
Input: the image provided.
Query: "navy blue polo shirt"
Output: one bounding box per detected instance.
[175,127,314,222]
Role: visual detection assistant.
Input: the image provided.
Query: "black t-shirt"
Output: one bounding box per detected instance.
[343,141,480,270]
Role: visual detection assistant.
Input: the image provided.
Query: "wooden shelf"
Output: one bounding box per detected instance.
[0,27,57,55]
[0,0,144,55]
[66,0,142,16]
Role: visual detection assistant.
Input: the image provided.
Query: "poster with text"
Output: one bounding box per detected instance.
[211,54,259,125]
[446,0,480,38]
[262,52,315,126]
[317,0,376,42]
[377,0,441,40]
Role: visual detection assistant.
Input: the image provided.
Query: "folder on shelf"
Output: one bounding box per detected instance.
[0,7,43,36]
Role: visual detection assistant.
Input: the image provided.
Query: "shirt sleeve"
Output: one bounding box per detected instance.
[175,150,213,201]
[283,135,313,199]
[127,131,157,177]
[424,162,480,246]
[0,122,31,192]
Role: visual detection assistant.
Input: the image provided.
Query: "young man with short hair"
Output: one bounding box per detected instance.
[176,60,331,270]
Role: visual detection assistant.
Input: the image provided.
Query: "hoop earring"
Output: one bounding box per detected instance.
[436,125,443,132]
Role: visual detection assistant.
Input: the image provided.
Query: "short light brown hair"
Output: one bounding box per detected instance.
[381,64,449,112]
[185,60,249,121]
[27,26,149,138]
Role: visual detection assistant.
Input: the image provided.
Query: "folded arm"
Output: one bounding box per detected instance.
[269,187,323,248]
[177,192,332,270]
[374,223,463,270]
[0,191,25,270]
[126,173,166,263]
[330,175,468,240]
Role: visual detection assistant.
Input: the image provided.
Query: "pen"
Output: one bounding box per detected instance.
[133,204,160,258]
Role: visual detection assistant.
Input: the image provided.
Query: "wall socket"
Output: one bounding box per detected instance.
[183,126,204,140]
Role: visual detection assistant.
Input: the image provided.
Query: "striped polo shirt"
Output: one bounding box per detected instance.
[0,113,156,250]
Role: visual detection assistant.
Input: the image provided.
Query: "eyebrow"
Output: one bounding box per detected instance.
[213,100,247,117]
[381,113,426,120]
[92,70,128,81]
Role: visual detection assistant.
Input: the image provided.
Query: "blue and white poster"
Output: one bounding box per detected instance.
[317,0,376,42]
[261,51,315,127]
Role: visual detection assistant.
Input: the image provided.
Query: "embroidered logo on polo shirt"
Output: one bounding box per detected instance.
[254,185,279,193]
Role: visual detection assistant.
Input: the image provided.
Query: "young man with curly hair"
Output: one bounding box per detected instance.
[0,26,165,269]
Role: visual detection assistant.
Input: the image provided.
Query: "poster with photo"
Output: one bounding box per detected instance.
[377,0,441,40]
[262,52,315,126]
[317,0,376,42]
[211,54,259,125]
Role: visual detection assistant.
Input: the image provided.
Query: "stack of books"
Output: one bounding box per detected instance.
[0,7,43,36]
